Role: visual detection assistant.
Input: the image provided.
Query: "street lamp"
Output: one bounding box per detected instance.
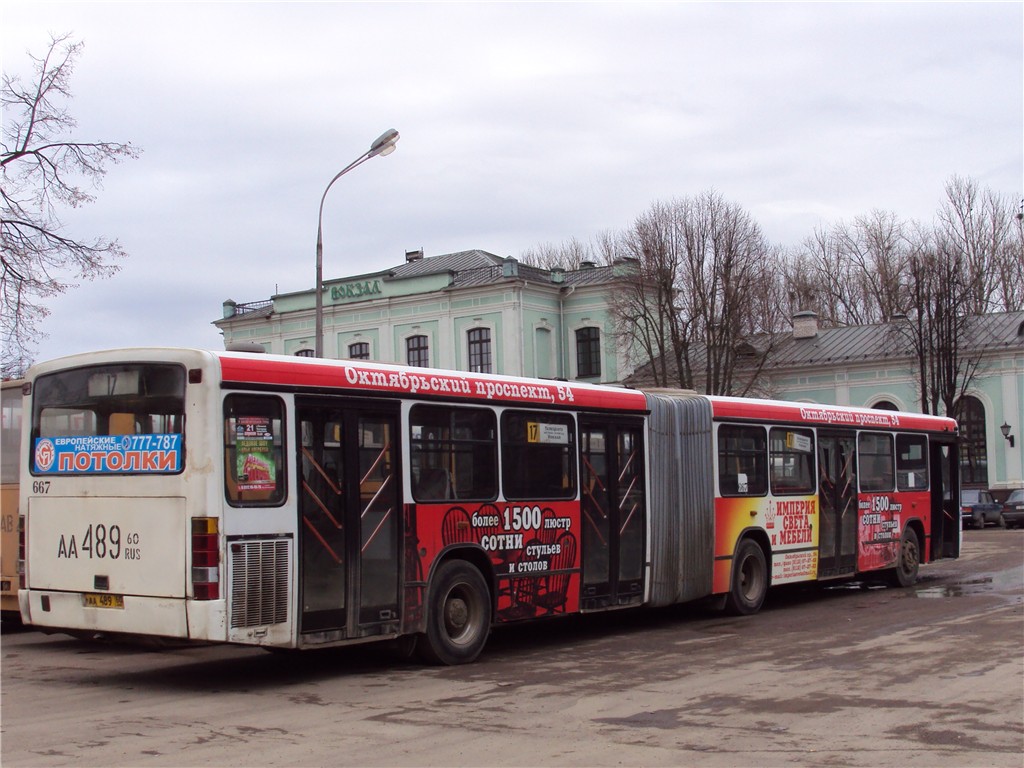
[315,128,400,357]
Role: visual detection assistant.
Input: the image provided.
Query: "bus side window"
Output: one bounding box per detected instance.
[896,434,929,491]
[858,432,895,492]
[500,410,576,501]
[223,394,287,506]
[410,405,497,502]
[718,424,767,497]
[769,427,815,495]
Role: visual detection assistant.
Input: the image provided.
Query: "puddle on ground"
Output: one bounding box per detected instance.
[913,566,1023,598]
[914,577,993,598]
[817,565,1023,600]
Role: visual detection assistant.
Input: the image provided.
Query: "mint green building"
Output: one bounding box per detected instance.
[215,251,1022,496]
[215,249,635,384]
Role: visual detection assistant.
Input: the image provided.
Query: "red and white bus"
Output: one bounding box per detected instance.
[18,349,960,663]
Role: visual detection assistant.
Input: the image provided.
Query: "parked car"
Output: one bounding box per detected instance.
[960,489,1004,529]
[1001,489,1024,529]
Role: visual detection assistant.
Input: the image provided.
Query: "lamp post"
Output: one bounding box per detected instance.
[315,128,400,357]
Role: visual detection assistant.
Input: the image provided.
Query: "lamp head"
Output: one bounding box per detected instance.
[369,129,400,157]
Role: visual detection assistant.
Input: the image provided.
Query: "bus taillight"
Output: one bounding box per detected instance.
[17,514,25,589]
[191,517,220,600]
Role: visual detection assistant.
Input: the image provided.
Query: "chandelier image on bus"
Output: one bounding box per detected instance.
[17,348,961,664]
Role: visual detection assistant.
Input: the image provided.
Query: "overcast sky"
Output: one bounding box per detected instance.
[4,1,1022,364]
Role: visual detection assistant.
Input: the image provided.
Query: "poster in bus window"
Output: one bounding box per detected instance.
[236,417,276,491]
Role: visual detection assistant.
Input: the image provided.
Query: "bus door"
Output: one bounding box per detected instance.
[296,399,401,639]
[930,437,960,560]
[817,431,858,578]
[579,417,646,610]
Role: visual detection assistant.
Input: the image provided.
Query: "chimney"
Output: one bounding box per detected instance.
[405,248,424,263]
[793,310,818,339]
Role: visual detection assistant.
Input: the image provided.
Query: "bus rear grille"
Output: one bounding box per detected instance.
[229,539,290,628]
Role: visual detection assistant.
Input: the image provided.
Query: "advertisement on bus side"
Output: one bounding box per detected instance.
[414,499,581,621]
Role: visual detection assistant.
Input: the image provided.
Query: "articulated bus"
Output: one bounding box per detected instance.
[2,379,25,617]
[18,349,960,663]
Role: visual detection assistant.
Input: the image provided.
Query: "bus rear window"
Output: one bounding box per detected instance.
[31,364,185,476]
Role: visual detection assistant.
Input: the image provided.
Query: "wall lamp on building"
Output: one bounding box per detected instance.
[1000,422,1015,448]
[315,128,400,357]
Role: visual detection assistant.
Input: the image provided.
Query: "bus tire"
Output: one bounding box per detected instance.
[419,560,491,666]
[889,527,920,588]
[725,539,768,615]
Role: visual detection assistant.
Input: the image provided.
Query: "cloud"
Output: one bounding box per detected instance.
[3,0,1020,364]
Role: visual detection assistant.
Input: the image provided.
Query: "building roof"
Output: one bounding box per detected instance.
[223,249,630,321]
[627,310,1024,385]
[387,249,504,279]
[769,310,1024,369]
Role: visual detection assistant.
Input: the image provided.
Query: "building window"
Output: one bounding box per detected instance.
[575,327,601,378]
[960,396,988,487]
[407,335,429,368]
[468,328,491,373]
[294,349,314,358]
[348,342,370,360]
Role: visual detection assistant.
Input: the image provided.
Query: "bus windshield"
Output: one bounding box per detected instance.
[31,363,186,475]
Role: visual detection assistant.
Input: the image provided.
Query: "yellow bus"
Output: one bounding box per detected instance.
[1,379,24,616]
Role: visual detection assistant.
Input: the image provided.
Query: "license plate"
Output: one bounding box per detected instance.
[83,592,124,609]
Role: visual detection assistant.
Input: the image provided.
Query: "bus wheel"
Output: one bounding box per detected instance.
[420,560,491,665]
[725,539,768,615]
[889,527,920,588]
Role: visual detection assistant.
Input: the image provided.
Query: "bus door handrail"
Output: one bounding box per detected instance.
[302,447,342,495]
[360,441,391,486]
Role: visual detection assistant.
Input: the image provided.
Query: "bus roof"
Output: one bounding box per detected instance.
[705,395,957,434]
[216,351,650,413]
[24,348,958,434]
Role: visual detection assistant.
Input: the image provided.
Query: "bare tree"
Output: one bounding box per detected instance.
[1,34,140,377]
[900,223,982,418]
[519,236,607,270]
[937,176,1021,314]
[1003,203,1024,312]
[792,210,910,326]
[609,201,690,388]
[608,192,786,395]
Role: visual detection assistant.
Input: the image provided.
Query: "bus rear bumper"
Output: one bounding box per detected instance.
[19,589,191,639]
